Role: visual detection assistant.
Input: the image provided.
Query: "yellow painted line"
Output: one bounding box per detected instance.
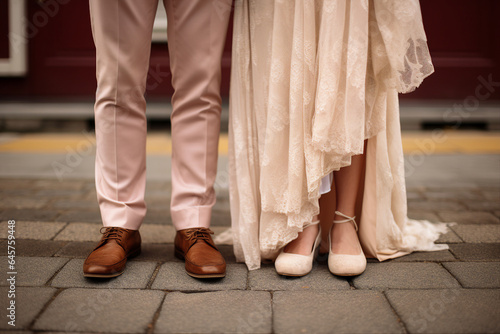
[401,131,500,154]
[0,131,499,155]
[0,133,230,155]
[141,134,229,155]
[0,134,96,153]
[146,134,172,154]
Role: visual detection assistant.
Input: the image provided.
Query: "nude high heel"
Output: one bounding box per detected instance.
[328,211,366,276]
[275,221,321,277]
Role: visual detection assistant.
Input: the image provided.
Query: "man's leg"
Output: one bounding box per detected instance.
[166,0,231,229]
[91,0,158,230]
[84,0,158,278]
[165,0,232,278]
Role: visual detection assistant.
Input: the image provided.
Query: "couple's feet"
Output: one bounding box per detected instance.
[83,214,363,279]
[83,227,225,279]
[275,211,366,277]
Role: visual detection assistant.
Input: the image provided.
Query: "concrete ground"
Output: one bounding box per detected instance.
[0,130,499,333]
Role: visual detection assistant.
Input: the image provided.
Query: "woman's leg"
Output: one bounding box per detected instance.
[329,148,366,254]
[283,215,320,255]
[319,181,336,254]
[283,141,366,256]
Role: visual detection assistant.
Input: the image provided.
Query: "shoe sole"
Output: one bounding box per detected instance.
[83,247,141,278]
[276,271,311,277]
[83,271,124,278]
[186,272,226,279]
[174,248,226,279]
[330,272,365,277]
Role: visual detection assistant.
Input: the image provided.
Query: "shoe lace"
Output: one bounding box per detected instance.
[99,227,126,243]
[184,228,214,243]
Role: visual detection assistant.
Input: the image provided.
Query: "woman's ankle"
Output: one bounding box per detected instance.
[284,223,319,255]
[333,210,355,221]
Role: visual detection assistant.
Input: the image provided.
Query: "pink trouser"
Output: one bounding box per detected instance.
[89,0,231,230]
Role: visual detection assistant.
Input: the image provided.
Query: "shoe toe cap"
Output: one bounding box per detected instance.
[275,253,313,276]
[83,260,124,276]
[83,264,115,276]
[328,254,367,276]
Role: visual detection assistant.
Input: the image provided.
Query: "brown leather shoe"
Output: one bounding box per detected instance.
[174,228,226,278]
[83,227,141,278]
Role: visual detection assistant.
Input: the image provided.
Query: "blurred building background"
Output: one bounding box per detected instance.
[0,0,499,130]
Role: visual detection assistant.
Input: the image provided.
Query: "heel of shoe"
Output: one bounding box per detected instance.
[275,223,322,277]
[128,247,141,258]
[174,247,185,261]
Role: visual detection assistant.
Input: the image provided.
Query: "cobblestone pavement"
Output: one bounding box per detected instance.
[0,177,499,334]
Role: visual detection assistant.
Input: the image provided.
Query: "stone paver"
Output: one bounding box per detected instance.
[391,249,457,262]
[423,190,484,200]
[133,243,177,262]
[0,256,69,286]
[450,224,500,243]
[16,239,65,256]
[0,179,34,189]
[437,211,500,224]
[386,289,500,333]
[35,188,87,198]
[352,263,460,290]
[436,228,463,243]
[151,262,247,291]
[211,226,233,239]
[51,259,157,289]
[0,208,60,222]
[155,291,272,334]
[483,190,500,201]
[210,211,232,226]
[142,225,228,243]
[406,191,424,200]
[482,190,500,201]
[16,239,67,257]
[408,200,466,211]
[407,211,441,222]
[34,288,164,333]
[464,201,500,211]
[51,199,99,209]
[0,188,34,197]
[54,241,96,258]
[0,286,56,330]
[33,179,87,190]
[0,197,49,209]
[142,207,171,223]
[0,221,66,240]
[249,264,350,291]
[0,177,499,333]
[273,290,403,334]
[443,262,500,288]
[53,222,102,242]
[449,243,500,261]
[55,210,102,223]
[140,224,176,243]
[213,245,238,263]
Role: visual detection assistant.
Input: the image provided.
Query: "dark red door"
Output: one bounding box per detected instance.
[405,0,500,100]
[0,0,232,99]
[0,0,499,101]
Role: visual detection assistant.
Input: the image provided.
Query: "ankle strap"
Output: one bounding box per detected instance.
[333,211,358,232]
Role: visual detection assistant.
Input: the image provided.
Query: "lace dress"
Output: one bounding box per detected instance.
[226,0,450,270]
